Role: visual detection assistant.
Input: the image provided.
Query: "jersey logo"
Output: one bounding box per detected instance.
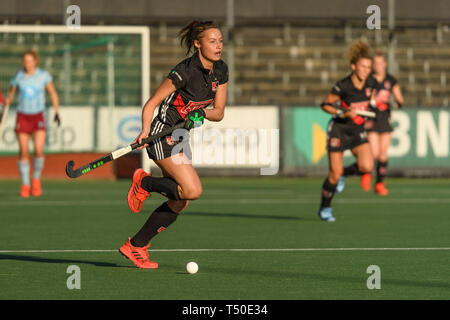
[330,137,341,148]
[166,136,179,146]
[175,96,213,119]
[212,81,219,92]
[365,88,371,97]
[342,100,370,125]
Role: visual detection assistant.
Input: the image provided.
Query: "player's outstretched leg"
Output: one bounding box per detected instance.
[122,155,199,268]
[31,157,44,197]
[18,160,31,198]
[318,178,337,222]
[352,143,374,192]
[360,173,372,192]
[336,162,358,194]
[374,160,389,195]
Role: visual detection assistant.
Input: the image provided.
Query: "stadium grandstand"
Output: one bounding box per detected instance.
[0,0,448,108]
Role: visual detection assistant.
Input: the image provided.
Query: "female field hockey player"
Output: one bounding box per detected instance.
[119,21,228,268]
[317,40,375,222]
[364,50,404,195]
[4,49,60,198]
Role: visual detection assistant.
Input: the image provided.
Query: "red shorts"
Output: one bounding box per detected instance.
[15,112,47,134]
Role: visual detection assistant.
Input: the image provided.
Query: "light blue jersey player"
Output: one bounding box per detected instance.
[10,67,52,115]
[5,50,60,197]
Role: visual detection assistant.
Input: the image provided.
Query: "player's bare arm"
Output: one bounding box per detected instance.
[135,78,177,149]
[205,82,227,122]
[321,93,357,119]
[392,84,404,108]
[46,82,60,114]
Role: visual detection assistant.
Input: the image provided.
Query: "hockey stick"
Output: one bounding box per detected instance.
[65,122,185,178]
[334,104,376,118]
[0,104,10,140]
[355,109,376,118]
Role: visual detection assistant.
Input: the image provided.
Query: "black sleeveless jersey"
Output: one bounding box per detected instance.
[156,50,229,125]
[330,74,377,126]
[370,73,398,112]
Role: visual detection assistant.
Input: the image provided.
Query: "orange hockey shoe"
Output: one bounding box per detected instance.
[119,238,158,269]
[127,169,151,213]
[375,182,389,196]
[360,173,372,192]
[31,178,42,197]
[20,184,31,198]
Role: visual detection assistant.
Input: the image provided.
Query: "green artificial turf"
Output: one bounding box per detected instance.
[0,178,449,299]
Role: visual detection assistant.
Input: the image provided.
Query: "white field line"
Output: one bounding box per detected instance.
[1,198,450,206]
[0,247,449,254]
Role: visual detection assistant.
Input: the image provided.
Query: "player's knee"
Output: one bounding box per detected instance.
[358,163,373,173]
[19,151,29,160]
[329,170,343,184]
[168,199,189,214]
[34,151,44,158]
[182,185,202,200]
[378,154,388,162]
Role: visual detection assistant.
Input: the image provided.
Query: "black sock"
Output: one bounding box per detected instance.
[320,178,337,208]
[376,160,388,183]
[141,176,181,200]
[131,202,179,247]
[343,162,359,177]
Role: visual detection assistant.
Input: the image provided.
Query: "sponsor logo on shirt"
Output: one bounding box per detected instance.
[212,80,219,92]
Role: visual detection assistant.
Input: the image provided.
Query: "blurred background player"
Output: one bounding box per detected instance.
[4,49,61,197]
[317,40,375,222]
[364,50,405,195]
[119,21,228,268]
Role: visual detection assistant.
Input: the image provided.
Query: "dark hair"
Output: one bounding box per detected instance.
[178,20,219,55]
[348,40,372,65]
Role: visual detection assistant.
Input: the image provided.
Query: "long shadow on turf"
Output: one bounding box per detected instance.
[0,254,120,268]
[185,212,302,220]
[165,264,450,291]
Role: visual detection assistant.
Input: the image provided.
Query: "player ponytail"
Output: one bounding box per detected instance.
[348,40,372,65]
[178,20,219,56]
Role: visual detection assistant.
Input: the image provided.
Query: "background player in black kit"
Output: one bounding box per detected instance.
[364,50,404,195]
[119,21,228,268]
[318,40,375,222]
